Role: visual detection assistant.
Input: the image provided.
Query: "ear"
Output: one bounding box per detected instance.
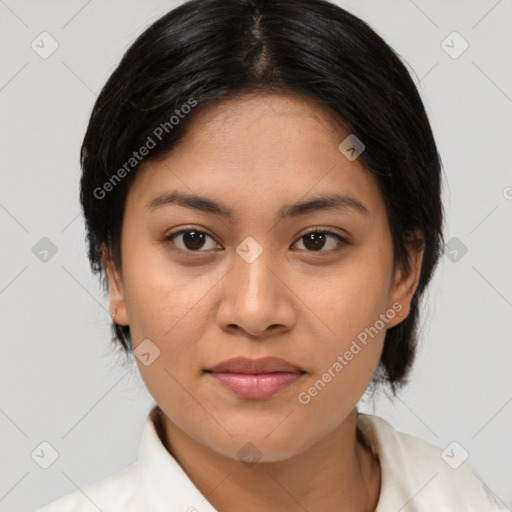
[102,245,129,326]
[386,229,425,328]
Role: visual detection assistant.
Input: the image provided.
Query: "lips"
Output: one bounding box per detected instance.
[206,357,306,399]
[207,356,304,374]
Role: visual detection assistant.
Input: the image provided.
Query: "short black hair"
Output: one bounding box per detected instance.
[80,0,445,394]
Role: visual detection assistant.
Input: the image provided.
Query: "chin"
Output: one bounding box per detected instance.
[207,430,311,465]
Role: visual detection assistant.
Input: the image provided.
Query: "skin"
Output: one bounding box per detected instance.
[104,92,424,512]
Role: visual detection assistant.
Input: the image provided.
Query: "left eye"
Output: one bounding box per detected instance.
[291,230,346,253]
[164,228,347,253]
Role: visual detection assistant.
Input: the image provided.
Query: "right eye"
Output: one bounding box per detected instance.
[164,227,222,253]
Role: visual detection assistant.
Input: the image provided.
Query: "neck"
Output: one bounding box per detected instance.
[154,407,381,512]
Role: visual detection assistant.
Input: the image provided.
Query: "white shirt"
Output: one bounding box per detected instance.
[33,407,507,512]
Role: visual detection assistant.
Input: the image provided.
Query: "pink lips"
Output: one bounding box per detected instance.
[206,356,305,400]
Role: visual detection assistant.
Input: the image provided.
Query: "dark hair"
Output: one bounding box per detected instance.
[80,0,445,393]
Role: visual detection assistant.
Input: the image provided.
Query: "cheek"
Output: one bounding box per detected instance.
[312,250,393,340]
[121,235,213,341]
[301,247,392,389]
[122,258,221,414]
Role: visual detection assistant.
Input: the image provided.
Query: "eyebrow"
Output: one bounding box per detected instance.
[147,190,369,220]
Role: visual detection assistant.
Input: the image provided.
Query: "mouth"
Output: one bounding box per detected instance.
[206,371,305,400]
[205,356,306,400]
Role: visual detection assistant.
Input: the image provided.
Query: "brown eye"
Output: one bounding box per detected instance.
[165,229,220,252]
[292,229,348,253]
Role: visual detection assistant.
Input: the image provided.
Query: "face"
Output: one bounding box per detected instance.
[105,92,423,462]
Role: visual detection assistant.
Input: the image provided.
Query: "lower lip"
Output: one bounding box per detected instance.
[208,371,304,399]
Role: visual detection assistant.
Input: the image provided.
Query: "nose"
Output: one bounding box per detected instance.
[215,246,296,338]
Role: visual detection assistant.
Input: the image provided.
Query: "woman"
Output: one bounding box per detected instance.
[33,0,506,510]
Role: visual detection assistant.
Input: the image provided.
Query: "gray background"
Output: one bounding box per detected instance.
[1,0,511,510]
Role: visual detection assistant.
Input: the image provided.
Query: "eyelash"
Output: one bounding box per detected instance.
[163,226,350,257]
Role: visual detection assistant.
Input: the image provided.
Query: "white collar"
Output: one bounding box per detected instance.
[134,406,504,511]
[136,406,219,511]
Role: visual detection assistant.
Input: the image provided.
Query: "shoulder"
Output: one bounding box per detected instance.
[30,410,161,512]
[356,413,508,512]
[30,406,213,512]
[31,462,141,512]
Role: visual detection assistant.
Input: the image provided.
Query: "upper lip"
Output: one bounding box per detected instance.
[207,357,305,374]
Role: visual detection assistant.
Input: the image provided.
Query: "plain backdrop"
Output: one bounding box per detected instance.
[1,0,511,510]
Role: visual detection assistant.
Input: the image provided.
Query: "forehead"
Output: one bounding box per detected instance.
[126,92,385,221]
